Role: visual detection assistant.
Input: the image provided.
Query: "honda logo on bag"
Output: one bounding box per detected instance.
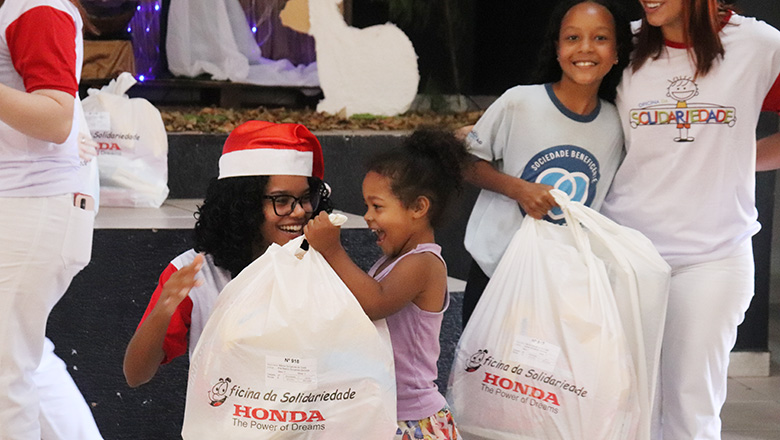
[233,405,325,422]
[483,372,560,406]
[97,142,121,151]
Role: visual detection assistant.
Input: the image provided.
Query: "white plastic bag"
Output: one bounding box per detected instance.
[81,72,169,207]
[448,192,642,440]
[560,195,670,440]
[182,235,397,440]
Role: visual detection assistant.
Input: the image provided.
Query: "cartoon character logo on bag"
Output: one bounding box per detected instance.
[521,146,600,223]
[466,349,488,372]
[208,377,231,407]
[627,76,736,142]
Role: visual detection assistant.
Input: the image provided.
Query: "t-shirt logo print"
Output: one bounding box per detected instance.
[522,146,600,223]
[627,76,737,143]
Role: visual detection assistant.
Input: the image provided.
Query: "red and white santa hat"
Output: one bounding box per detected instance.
[218,120,324,179]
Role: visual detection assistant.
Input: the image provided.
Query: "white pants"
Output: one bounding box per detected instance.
[653,245,755,440]
[35,338,103,440]
[0,195,93,440]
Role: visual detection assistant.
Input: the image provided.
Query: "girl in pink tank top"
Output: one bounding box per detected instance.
[306,127,470,439]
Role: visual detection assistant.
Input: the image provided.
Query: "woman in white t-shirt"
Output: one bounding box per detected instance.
[601,1,780,438]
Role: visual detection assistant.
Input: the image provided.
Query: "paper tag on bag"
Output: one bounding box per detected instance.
[84,111,111,132]
[265,355,318,389]
[510,335,561,371]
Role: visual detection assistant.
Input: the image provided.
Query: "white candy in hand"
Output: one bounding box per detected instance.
[328,213,348,227]
[294,213,348,260]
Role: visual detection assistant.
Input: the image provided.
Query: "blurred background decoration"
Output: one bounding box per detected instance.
[81,0,160,81]
[239,0,316,66]
[78,0,644,99]
[83,0,138,39]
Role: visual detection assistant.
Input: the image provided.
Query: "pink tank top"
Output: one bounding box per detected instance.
[367,243,449,421]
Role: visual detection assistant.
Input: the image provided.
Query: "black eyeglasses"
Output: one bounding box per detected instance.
[263,193,320,216]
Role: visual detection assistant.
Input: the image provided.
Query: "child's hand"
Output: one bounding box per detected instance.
[514,180,557,220]
[454,125,474,141]
[304,211,343,256]
[156,254,204,315]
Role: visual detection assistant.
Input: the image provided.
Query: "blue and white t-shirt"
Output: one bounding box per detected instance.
[464,83,623,276]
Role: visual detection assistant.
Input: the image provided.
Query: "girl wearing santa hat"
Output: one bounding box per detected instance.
[123,120,331,388]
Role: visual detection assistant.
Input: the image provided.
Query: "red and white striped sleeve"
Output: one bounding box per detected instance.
[5,5,78,96]
[762,73,780,114]
[137,263,194,365]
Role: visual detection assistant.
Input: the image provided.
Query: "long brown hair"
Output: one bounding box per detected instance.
[632,0,730,77]
[69,0,98,35]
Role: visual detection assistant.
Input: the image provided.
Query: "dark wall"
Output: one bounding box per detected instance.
[353,0,643,96]
[48,230,193,439]
[738,0,780,24]
[470,1,557,94]
[734,0,780,351]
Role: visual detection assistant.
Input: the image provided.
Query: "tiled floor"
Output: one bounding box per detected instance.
[730,176,780,438]
[721,303,780,439]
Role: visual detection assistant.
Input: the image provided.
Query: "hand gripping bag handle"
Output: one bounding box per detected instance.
[546,189,595,260]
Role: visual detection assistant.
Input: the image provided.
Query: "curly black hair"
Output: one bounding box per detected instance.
[366,126,470,228]
[532,0,633,103]
[193,176,332,278]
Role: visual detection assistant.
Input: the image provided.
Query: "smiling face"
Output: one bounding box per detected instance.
[640,0,685,42]
[259,175,314,249]
[362,171,417,259]
[667,77,698,101]
[556,2,618,90]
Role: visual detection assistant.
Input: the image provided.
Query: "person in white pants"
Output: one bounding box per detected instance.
[0,1,95,438]
[30,108,104,440]
[652,248,755,438]
[600,0,780,438]
[35,338,103,440]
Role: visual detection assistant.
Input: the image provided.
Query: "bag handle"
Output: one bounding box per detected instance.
[86,71,137,97]
[294,213,349,259]
[553,192,624,242]
[548,189,592,256]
